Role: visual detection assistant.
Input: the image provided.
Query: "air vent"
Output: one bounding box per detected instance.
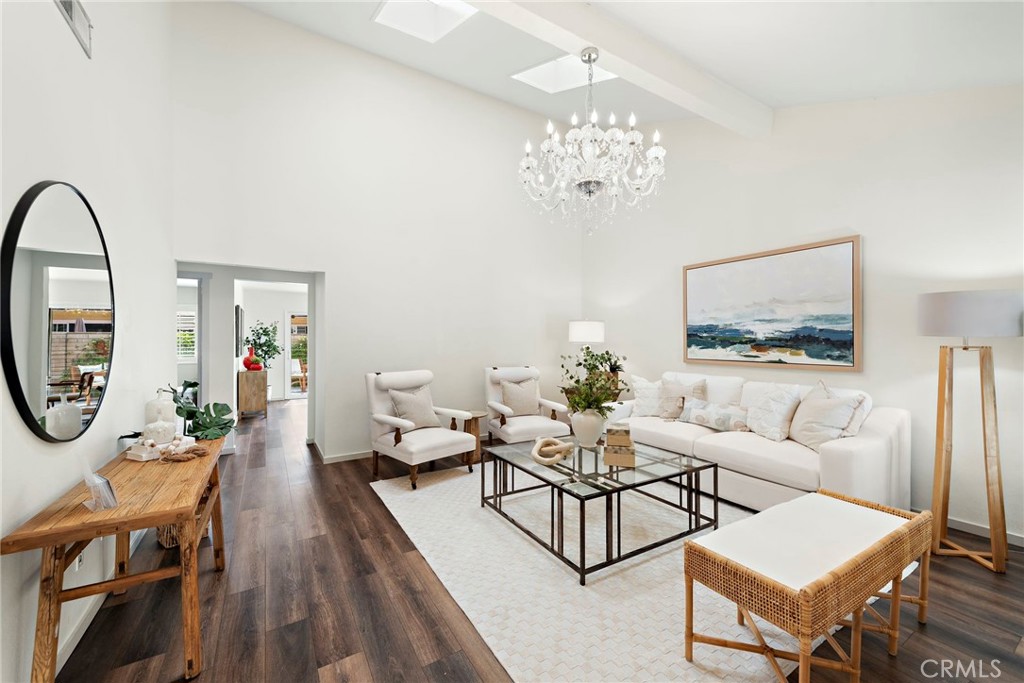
[54,0,92,58]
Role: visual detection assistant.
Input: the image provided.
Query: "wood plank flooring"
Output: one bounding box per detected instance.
[57,400,1023,682]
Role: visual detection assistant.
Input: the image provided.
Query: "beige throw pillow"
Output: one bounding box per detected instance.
[790,389,866,452]
[746,385,802,442]
[389,386,440,430]
[659,380,708,419]
[680,399,750,432]
[631,376,662,417]
[501,379,539,416]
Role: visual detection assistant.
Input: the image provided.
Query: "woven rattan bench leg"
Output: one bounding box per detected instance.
[850,605,864,683]
[918,550,930,623]
[798,636,811,683]
[737,605,744,625]
[887,572,902,655]
[685,574,694,661]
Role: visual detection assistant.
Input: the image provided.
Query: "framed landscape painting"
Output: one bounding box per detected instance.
[683,236,862,371]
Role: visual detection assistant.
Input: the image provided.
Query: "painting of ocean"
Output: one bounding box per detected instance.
[684,238,860,369]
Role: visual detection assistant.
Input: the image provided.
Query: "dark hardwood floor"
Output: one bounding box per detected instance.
[57,401,1023,683]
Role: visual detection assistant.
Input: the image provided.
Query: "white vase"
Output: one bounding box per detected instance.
[46,394,82,440]
[571,409,605,448]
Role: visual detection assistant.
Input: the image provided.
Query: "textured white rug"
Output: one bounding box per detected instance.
[371,467,809,682]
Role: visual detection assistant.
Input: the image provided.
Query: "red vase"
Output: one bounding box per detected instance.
[242,346,255,370]
[249,363,263,372]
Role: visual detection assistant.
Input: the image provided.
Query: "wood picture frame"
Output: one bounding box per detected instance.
[683,235,862,371]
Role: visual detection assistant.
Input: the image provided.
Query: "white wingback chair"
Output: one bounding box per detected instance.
[484,366,570,444]
[366,370,477,489]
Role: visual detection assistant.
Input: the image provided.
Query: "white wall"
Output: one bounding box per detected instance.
[1,2,174,680]
[169,3,581,459]
[583,86,1024,540]
[237,284,307,401]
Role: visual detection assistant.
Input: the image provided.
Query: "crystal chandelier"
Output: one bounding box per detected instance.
[518,47,666,232]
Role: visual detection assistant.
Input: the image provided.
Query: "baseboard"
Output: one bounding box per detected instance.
[318,448,369,464]
[946,515,1024,549]
[56,530,149,673]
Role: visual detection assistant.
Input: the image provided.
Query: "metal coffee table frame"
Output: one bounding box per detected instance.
[481,441,718,585]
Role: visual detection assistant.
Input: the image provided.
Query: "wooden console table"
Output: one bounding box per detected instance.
[237,370,268,417]
[0,438,226,683]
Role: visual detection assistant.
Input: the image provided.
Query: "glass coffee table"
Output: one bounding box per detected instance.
[482,439,718,585]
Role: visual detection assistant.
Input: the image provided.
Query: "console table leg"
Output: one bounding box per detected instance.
[31,544,66,683]
[210,465,227,572]
[179,518,202,679]
[113,532,130,594]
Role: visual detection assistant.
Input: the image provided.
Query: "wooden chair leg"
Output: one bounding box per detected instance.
[429,460,436,471]
[409,464,419,490]
[371,451,379,478]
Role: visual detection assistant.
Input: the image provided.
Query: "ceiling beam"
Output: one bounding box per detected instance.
[469,1,774,137]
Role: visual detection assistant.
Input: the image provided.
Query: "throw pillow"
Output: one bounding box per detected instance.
[806,380,873,436]
[659,380,708,419]
[631,376,662,417]
[501,379,539,416]
[389,386,441,430]
[790,390,866,452]
[680,399,750,432]
[746,385,802,442]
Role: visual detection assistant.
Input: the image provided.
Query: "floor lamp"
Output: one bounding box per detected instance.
[918,289,1023,573]
[569,320,605,345]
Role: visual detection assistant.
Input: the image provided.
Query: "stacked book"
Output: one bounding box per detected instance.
[604,423,636,467]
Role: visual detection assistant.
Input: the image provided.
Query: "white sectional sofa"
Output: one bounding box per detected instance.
[606,372,910,512]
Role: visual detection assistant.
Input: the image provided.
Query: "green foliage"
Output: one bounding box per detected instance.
[291,336,308,363]
[168,380,235,439]
[559,346,629,417]
[244,321,283,369]
[74,337,111,365]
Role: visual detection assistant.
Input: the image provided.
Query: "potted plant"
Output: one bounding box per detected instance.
[560,346,628,447]
[243,321,282,369]
[168,380,236,440]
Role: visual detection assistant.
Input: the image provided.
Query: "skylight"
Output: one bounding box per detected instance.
[373,0,478,44]
[511,54,618,94]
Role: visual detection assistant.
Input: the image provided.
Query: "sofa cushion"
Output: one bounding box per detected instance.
[693,432,820,491]
[809,381,873,436]
[624,416,715,456]
[662,372,744,405]
[373,426,476,464]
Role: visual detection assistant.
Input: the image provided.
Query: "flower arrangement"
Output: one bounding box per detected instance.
[243,321,283,369]
[560,346,628,417]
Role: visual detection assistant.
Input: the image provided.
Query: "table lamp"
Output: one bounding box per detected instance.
[568,320,605,344]
[918,288,1023,573]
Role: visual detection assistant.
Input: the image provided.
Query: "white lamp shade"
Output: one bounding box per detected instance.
[917,289,1024,338]
[568,320,605,343]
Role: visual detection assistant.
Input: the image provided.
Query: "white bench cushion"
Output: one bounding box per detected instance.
[373,427,476,465]
[693,431,820,491]
[625,416,716,456]
[691,493,908,590]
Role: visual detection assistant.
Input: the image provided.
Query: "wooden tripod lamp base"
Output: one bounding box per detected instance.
[930,345,1008,573]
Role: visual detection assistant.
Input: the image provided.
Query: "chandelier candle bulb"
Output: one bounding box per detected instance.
[629,112,636,128]
[546,120,554,135]
[524,140,531,154]
[609,112,616,125]
[571,112,579,126]
[653,130,661,143]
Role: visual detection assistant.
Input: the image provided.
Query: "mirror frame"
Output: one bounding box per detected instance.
[1,180,115,442]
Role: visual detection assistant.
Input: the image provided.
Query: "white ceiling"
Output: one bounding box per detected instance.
[241,1,1023,126]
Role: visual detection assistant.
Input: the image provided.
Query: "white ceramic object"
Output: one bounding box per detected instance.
[530,437,574,465]
[45,394,82,440]
[571,409,605,448]
[145,390,177,424]
[142,420,175,444]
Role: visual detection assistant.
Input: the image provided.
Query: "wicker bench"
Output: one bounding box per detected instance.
[684,490,932,683]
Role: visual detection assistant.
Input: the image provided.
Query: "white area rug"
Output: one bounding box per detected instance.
[371,467,808,682]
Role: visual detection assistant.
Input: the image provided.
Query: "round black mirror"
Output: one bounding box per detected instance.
[1,181,114,442]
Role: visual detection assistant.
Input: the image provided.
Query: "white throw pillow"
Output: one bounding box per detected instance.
[389,386,440,430]
[680,399,750,432]
[747,385,802,442]
[501,379,539,416]
[790,389,865,452]
[659,380,708,419]
[631,376,662,417]
[807,380,872,436]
